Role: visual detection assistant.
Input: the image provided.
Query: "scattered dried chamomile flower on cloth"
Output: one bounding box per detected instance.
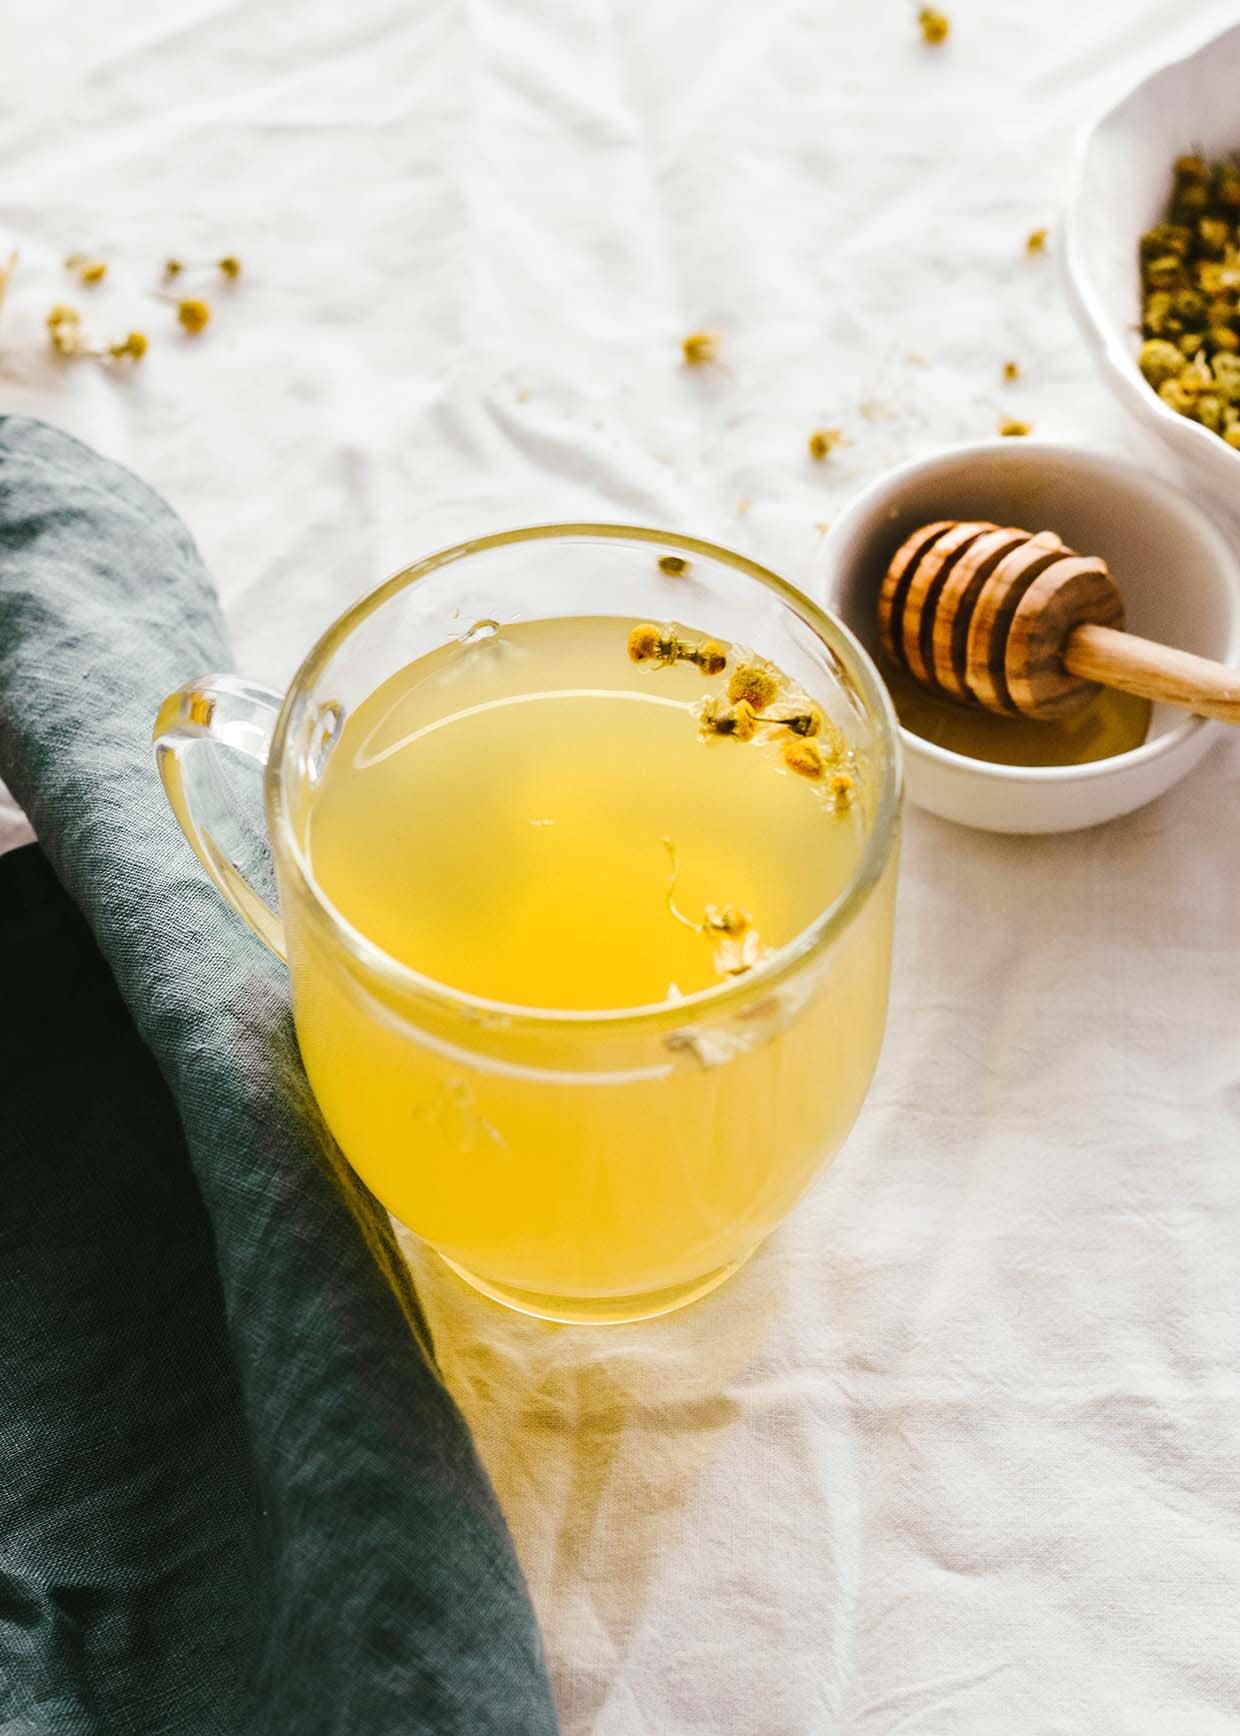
[682,330,721,366]
[0,251,17,325]
[808,428,843,461]
[65,253,107,285]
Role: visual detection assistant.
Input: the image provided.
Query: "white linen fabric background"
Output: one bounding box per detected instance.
[3,1,1240,1730]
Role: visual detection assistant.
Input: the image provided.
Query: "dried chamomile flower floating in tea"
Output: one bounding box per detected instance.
[663,840,766,978]
[1138,150,1240,447]
[682,330,721,366]
[699,695,760,741]
[728,656,781,713]
[627,623,727,675]
[782,738,826,780]
[917,6,950,44]
[808,428,843,461]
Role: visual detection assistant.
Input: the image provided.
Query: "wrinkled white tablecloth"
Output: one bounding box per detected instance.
[4,1,1240,1729]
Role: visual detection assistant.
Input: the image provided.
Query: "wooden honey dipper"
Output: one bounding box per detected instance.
[878,520,1240,724]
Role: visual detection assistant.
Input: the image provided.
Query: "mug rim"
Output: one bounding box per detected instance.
[266,522,903,1033]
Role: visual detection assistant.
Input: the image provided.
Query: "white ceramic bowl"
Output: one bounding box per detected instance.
[819,440,1240,834]
[1063,20,1240,501]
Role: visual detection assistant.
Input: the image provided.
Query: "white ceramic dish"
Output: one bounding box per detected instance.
[819,440,1240,834]
[1063,20,1240,502]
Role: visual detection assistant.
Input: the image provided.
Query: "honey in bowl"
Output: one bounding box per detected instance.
[880,654,1151,767]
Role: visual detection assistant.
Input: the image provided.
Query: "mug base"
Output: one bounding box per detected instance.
[435,1249,754,1324]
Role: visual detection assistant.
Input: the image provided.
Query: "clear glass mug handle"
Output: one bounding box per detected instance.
[152,673,287,961]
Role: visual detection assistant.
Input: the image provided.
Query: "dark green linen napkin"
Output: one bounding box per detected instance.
[0,416,558,1736]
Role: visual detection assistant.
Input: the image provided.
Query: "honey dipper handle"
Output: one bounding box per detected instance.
[1064,624,1240,727]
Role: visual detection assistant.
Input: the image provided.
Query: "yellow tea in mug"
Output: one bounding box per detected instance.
[289,614,895,1320]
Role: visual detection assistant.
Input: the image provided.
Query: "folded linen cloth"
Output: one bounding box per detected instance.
[0,416,558,1736]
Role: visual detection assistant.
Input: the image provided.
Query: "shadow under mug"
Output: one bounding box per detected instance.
[153,524,903,1323]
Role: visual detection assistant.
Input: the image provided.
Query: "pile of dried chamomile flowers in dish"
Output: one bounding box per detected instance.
[1138,153,1240,449]
[0,249,242,371]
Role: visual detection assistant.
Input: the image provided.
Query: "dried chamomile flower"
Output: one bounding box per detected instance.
[765,701,823,738]
[1211,352,1240,399]
[627,623,727,675]
[0,250,17,323]
[46,303,85,356]
[46,300,148,368]
[1002,360,1020,382]
[658,554,691,577]
[704,905,765,976]
[65,254,107,286]
[682,330,720,366]
[627,623,663,663]
[1195,393,1226,433]
[177,297,211,334]
[164,255,241,284]
[662,839,765,978]
[108,331,148,362]
[1196,216,1231,259]
[917,7,949,44]
[1142,290,1176,337]
[727,659,781,713]
[1026,227,1049,256]
[998,417,1032,437]
[1158,378,1196,415]
[1172,286,1208,325]
[1171,181,1209,227]
[781,738,827,780]
[807,427,843,461]
[830,772,855,809]
[1139,338,1186,387]
[1144,254,1186,292]
[698,696,758,742]
[1195,257,1240,297]
[1140,223,1193,263]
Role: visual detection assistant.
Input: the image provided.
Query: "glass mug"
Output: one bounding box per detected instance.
[154,525,902,1324]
